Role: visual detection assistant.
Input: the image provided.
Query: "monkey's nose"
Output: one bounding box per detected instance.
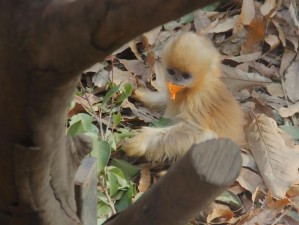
[174,76,181,82]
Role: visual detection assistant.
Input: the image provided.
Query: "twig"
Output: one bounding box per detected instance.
[79,81,105,140]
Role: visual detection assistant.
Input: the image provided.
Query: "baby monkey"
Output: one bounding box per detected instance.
[122,32,244,161]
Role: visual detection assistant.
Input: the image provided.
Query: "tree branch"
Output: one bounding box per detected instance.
[104,139,242,225]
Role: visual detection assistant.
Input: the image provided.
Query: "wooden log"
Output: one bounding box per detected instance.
[74,157,97,225]
[104,138,242,225]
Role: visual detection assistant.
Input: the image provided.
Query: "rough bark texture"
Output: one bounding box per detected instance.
[0,0,218,225]
[104,139,242,225]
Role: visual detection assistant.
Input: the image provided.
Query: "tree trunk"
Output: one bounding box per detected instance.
[0,1,218,225]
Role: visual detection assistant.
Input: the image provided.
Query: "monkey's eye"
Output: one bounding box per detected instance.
[182,72,191,79]
[167,68,175,75]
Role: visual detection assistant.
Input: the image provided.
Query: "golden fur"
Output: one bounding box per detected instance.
[122,32,244,161]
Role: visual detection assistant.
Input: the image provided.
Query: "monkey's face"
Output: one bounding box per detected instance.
[164,67,194,87]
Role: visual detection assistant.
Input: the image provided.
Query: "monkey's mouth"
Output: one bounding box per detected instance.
[166,82,185,100]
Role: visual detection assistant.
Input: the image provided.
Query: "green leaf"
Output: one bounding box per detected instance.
[117,83,133,103]
[113,112,122,128]
[98,141,111,172]
[103,84,120,104]
[107,172,119,196]
[115,185,134,211]
[279,125,299,141]
[216,190,242,210]
[98,202,112,217]
[107,166,128,188]
[201,2,220,12]
[150,117,173,128]
[179,12,194,24]
[67,113,99,136]
[111,159,140,179]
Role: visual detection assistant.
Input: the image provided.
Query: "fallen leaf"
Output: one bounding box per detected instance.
[221,65,272,92]
[264,34,280,51]
[246,113,299,197]
[143,26,161,46]
[110,67,136,88]
[194,10,211,33]
[129,40,142,60]
[241,152,258,171]
[260,0,277,16]
[223,52,261,63]
[207,208,233,223]
[119,59,147,78]
[279,102,299,117]
[205,15,239,33]
[289,0,299,28]
[266,83,284,97]
[240,0,255,25]
[252,91,287,110]
[237,168,265,194]
[280,49,297,75]
[284,57,299,102]
[138,166,151,192]
[249,61,279,78]
[272,19,286,47]
[84,63,105,73]
[241,16,265,54]
[92,69,110,90]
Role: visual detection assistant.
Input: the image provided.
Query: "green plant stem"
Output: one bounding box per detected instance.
[79,82,105,140]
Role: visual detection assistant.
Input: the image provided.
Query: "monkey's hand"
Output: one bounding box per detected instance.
[122,120,218,162]
[134,87,168,111]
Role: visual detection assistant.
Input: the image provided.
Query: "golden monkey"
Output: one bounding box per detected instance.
[122,32,244,161]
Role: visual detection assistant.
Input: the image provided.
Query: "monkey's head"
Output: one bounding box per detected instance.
[161,32,220,93]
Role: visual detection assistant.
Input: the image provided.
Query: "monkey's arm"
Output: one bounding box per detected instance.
[134,87,168,111]
[122,120,217,161]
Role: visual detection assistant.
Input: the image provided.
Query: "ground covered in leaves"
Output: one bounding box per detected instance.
[68,0,299,224]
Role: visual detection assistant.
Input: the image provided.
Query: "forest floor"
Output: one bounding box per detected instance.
[68,0,299,224]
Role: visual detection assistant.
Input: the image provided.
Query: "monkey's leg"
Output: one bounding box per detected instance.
[122,121,217,162]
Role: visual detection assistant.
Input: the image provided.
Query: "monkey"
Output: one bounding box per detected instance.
[122,32,245,162]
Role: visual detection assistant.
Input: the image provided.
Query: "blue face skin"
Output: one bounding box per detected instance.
[166,68,193,87]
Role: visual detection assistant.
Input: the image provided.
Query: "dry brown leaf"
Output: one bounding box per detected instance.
[264,34,280,51]
[272,19,286,47]
[284,57,299,102]
[129,40,142,60]
[121,99,160,122]
[240,0,255,25]
[241,16,265,54]
[260,0,277,16]
[194,10,211,33]
[279,102,299,117]
[266,83,284,97]
[142,26,161,46]
[84,63,105,73]
[223,52,261,63]
[249,61,279,78]
[110,67,136,88]
[289,0,299,28]
[119,59,147,78]
[221,65,272,92]
[246,113,299,197]
[92,69,110,90]
[205,15,239,33]
[237,168,265,194]
[252,91,287,110]
[241,152,258,172]
[207,208,233,224]
[280,49,297,75]
[138,166,151,192]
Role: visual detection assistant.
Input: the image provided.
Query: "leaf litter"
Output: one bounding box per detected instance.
[76,0,299,224]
